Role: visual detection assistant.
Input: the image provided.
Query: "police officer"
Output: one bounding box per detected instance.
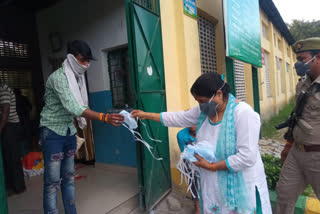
[276,37,320,213]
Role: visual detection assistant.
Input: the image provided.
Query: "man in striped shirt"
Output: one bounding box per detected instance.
[0,83,26,194]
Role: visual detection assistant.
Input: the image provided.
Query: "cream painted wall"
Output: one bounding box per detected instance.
[259,10,298,120]
[160,0,202,192]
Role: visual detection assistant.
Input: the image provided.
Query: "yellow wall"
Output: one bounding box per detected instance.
[259,10,298,120]
[160,0,201,192]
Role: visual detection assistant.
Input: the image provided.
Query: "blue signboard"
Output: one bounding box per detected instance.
[183,0,197,19]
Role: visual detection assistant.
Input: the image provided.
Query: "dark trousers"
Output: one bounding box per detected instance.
[1,122,26,193]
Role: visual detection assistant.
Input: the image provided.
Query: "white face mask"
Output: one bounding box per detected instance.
[119,110,138,129]
[120,110,163,160]
[67,54,89,75]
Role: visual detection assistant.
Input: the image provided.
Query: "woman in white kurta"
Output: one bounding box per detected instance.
[131,72,272,214]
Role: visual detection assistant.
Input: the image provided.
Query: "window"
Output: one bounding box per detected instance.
[264,52,271,97]
[262,23,268,40]
[234,60,246,101]
[0,68,34,113]
[287,47,291,57]
[107,48,133,109]
[0,39,29,58]
[277,57,284,94]
[198,15,217,74]
[133,0,159,14]
[278,38,282,50]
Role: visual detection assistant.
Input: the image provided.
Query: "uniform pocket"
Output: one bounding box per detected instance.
[297,119,313,134]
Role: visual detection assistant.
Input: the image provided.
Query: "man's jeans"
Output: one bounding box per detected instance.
[41,127,77,214]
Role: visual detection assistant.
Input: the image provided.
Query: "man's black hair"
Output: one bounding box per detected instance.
[67,40,95,60]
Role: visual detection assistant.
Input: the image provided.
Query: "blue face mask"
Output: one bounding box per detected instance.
[295,55,316,77]
[199,83,225,117]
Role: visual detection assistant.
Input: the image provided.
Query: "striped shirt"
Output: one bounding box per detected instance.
[0,84,19,123]
[40,67,86,136]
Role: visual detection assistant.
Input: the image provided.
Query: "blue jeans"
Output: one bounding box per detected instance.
[41,127,77,214]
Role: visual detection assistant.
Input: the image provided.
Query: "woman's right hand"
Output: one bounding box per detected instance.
[131,110,161,122]
[131,110,148,120]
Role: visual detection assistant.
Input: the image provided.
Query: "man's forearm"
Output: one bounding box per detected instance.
[81,108,100,121]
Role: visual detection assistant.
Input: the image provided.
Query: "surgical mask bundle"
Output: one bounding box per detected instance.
[119,110,163,160]
[176,141,216,198]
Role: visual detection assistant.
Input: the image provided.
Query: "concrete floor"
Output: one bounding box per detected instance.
[8,164,138,214]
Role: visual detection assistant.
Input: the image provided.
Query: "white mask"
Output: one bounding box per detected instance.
[119,110,138,129]
[67,54,88,75]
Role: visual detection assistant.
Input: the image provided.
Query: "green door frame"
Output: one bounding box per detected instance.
[125,1,145,210]
[226,57,236,96]
[252,66,261,114]
[125,0,171,211]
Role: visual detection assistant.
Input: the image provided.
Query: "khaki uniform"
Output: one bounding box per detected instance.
[276,75,320,213]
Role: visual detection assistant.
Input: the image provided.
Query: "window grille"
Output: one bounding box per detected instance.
[108,48,133,109]
[234,60,246,101]
[0,40,29,58]
[133,0,159,14]
[264,52,271,97]
[198,15,217,74]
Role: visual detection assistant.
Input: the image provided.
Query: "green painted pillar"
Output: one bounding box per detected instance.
[226,57,236,96]
[0,138,8,214]
[252,66,261,114]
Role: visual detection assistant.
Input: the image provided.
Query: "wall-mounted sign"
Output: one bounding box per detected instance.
[183,0,197,19]
[223,0,262,67]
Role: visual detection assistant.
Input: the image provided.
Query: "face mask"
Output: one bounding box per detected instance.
[119,110,137,129]
[295,55,316,77]
[199,96,218,117]
[67,54,89,75]
[199,83,225,117]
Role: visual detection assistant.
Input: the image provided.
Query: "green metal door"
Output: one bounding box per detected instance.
[252,66,261,114]
[226,57,236,96]
[0,138,8,214]
[125,0,171,210]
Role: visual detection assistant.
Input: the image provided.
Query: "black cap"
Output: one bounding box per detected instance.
[67,40,95,60]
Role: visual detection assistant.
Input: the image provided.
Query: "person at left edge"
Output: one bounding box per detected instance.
[40,40,124,214]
